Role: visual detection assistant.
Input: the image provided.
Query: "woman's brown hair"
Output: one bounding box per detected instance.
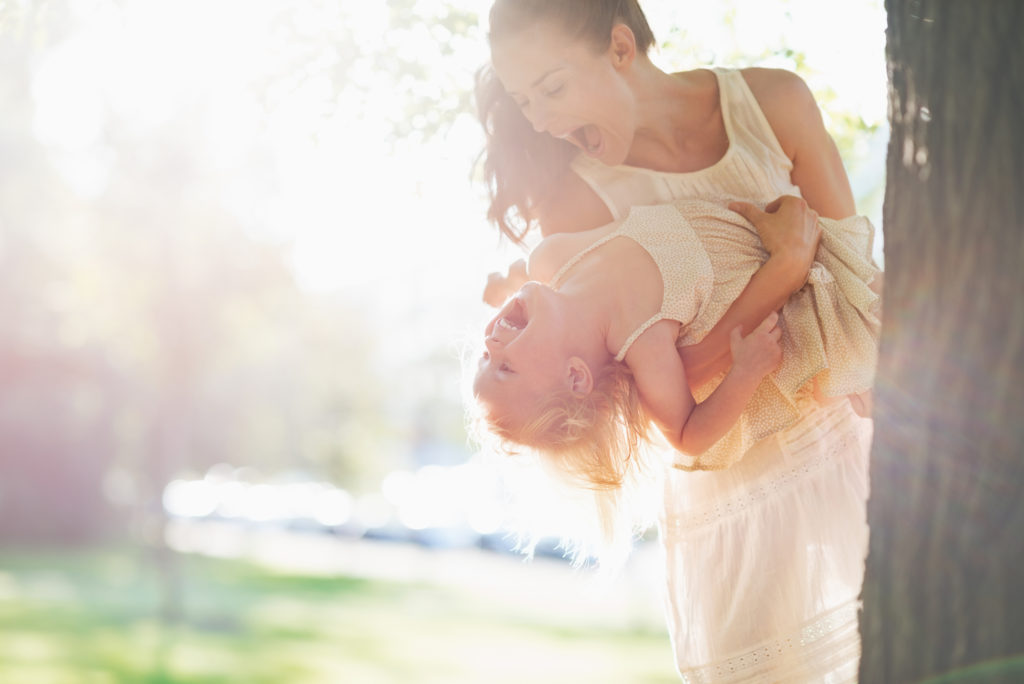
[476,0,656,244]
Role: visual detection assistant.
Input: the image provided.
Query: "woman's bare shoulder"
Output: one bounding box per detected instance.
[739,66,814,101]
[739,67,854,217]
[738,67,820,157]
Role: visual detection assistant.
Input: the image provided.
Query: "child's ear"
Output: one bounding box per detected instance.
[566,357,594,395]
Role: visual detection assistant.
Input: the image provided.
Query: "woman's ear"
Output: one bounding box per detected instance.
[608,23,637,70]
[566,357,594,395]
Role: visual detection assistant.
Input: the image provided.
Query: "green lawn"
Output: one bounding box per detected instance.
[0,544,678,683]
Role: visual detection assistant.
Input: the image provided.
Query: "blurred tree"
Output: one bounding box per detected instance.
[0,1,116,542]
[0,1,404,543]
[860,1,1024,681]
[256,0,483,145]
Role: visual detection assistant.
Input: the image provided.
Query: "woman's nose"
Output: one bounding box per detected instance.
[527,103,551,134]
[484,335,500,352]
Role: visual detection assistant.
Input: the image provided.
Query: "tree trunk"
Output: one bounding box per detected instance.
[860,1,1024,682]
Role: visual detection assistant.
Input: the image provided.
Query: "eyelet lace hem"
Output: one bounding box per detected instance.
[678,600,861,684]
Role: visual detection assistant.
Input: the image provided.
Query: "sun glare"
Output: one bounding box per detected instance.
[28,0,884,358]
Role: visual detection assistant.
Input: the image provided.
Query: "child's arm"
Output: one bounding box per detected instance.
[678,197,819,388]
[629,314,782,456]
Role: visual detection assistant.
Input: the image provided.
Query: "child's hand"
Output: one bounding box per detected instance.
[483,259,528,307]
[729,311,783,382]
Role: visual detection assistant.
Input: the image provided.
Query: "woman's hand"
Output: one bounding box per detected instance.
[678,197,820,388]
[483,258,529,307]
[730,196,821,292]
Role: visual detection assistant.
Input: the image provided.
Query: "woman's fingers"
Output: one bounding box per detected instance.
[728,201,765,224]
[767,195,806,215]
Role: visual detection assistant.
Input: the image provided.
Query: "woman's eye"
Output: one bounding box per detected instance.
[542,83,565,97]
[499,362,512,373]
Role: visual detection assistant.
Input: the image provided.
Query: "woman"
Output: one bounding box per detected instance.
[475,2,876,682]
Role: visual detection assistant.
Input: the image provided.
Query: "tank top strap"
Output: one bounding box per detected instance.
[712,67,791,166]
[614,314,664,362]
[550,231,620,288]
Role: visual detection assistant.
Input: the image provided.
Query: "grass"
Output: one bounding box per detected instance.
[0,543,678,683]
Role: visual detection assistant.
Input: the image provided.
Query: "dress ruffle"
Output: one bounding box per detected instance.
[671,202,881,471]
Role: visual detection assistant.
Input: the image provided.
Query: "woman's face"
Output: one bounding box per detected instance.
[473,282,574,430]
[490,22,636,166]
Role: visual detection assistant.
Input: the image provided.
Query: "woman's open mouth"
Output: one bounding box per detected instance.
[571,125,603,155]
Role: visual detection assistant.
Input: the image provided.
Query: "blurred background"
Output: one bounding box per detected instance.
[0,0,886,681]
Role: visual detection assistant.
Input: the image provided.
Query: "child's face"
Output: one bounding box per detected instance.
[473,282,575,429]
[489,22,636,167]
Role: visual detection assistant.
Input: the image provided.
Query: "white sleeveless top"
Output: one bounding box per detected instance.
[571,67,801,217]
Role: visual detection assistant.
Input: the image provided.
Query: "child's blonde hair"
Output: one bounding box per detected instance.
[469,359,659,565]
[500,362,648,487]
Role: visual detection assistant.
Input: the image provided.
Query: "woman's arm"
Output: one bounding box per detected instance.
[744,67,856,219]
[680,70,853,383]
[482,170,614,307]
[532,169,615,236]
[678,197,821,388]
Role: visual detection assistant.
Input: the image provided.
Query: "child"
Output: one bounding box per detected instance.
[473,195,879,482]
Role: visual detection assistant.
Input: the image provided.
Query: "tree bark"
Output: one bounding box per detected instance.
[860,1,1024,682]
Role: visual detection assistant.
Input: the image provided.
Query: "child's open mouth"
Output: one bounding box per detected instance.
[486,295,528,342]
[496,297,527,332]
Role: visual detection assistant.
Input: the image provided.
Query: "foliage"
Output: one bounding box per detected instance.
[0,1,413,541]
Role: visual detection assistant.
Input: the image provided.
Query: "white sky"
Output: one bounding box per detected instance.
[28,0,887,369]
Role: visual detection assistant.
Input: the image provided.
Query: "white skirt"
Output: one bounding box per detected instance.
[659,400,872,684]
